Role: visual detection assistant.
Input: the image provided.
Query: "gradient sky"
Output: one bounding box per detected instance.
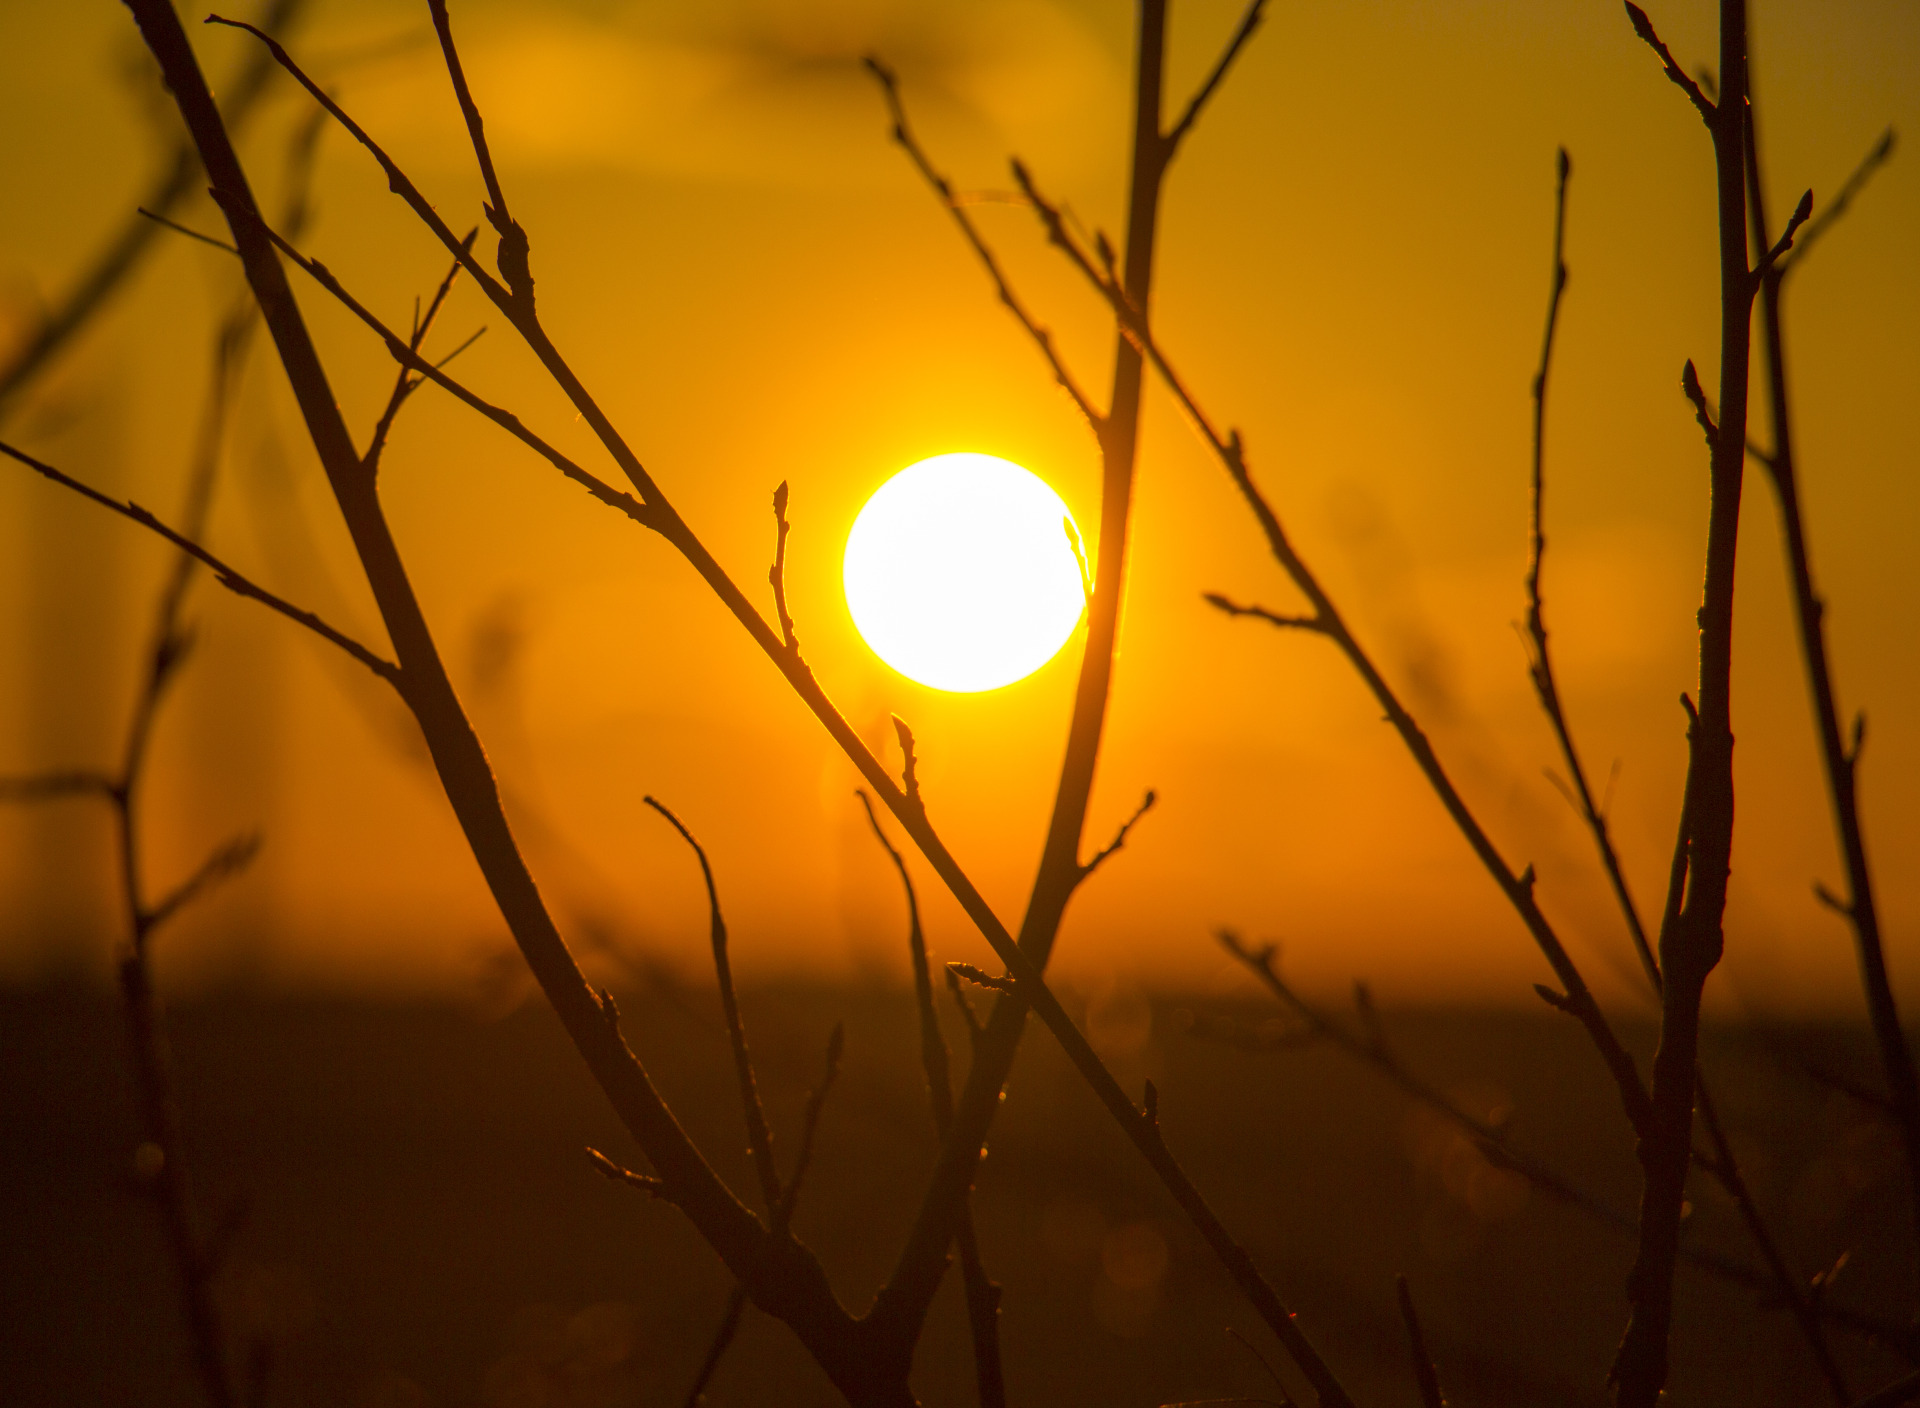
[1,0,1915,1017]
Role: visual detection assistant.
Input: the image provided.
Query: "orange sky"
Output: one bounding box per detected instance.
[1,0,1915,1016]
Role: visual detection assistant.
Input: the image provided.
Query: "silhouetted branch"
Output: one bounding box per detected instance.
[948,963,1019,996]
[863,57,1104,430]
[1203,594,1325,634]
[1163,0,1268,158]
[770,482,800,654]
[1082,789,1156,881]
[645,796,783,1220]
[1395,1277,1447,1408]
[364,239,474,476]
[1614,2,1758,1397]
[857,791,1006,1408]
[685,1022,846,1407]
[1624,2,1716,124]
[1519,148,1661,993]
[586,1148,670,1199]
[0,441,400,684]
[145,832,262,938]
[1780,128,1896,276]
[138,207,238,256]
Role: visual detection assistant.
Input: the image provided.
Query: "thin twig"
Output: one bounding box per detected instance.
[684,1023,845,1407]
[0,441,400,684]
[857,791,1007,1408]
[1519,148,1661,992]
[1162,0,1268,158]
[1081,789,1157,881]
[1780,128,1897,276]
[644,796,783,1220]
[864,57,1105,431]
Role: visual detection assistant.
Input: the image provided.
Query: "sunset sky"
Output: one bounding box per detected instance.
[0,0,1915,1016]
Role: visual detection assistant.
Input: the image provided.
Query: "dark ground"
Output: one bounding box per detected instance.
[0,979,1911,1407]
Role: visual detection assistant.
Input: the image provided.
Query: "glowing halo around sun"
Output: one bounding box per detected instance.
[843,453,1087,693]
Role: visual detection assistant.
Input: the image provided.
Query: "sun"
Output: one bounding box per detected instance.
[843,453,1087,693]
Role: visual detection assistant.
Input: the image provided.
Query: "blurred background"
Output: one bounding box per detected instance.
[1,0,1916,1013]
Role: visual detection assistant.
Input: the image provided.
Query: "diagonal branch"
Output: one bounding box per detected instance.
[0,440,399,684]
[864,57,1105,431]
[1081,789,1157,881]
[644,796,784,1221]
[1624,3,1716,125]
[1163,0,1268,158]
[145,832,263,938]
[1780,128,1896,276]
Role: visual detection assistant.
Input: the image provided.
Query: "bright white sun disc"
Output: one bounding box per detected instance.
[844,453,1086,693]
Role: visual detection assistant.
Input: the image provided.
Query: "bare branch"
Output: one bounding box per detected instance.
[586,1147,670,1200]
[137,207,239,256]
[1623,3,1716,124]
[0,770,114,803]
[0,440,400,684]
[1204,593,1324,634]
[1753,189,1814,284]
[364,236,474,476]
[769,481,800,653]
[1780,128,1897,276]
[145,831,263,937]
[948,962,1018,996]
[1081,789,1157,880]
[250,217,657,529]
[863,56,1105,430]
[1522,149,1661,993]
[1163,0,1268,158]
[1681,359,1718,448]
[422,0,530,305]
[644,796,783,1220]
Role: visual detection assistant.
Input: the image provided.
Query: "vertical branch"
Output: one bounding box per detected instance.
[1521,148,1661,992]
[1615,4,1764,1402]
[857,792,1006,1408]
[1519,141,1844,1394]
[1747,89,1920,1259]
[645,796,783,1221]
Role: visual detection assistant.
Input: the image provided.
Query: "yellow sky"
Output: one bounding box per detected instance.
[1,0,1915,1016]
